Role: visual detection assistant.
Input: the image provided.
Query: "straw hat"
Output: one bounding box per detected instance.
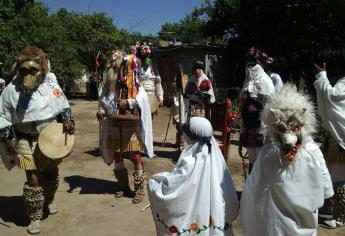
[38,123,75,159]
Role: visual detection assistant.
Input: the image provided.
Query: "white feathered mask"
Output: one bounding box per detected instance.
[261,83,317,161]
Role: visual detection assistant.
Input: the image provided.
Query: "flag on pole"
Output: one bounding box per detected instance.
[175,63,183,92]
[95,50,101,71]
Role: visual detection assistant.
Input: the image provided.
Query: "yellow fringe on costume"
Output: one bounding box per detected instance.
[106,121,143,153]
[17,153,37,170]
[16,152,52,170]
[15,139,51,170]
[106,138,143,153]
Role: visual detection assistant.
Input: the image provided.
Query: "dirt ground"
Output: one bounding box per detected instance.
[0,100,344,236]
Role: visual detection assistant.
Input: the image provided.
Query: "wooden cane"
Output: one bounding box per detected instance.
[162,106,173,147]
[141,203,151,212]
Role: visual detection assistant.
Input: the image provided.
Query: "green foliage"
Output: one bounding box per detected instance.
[160,7,214,44]
[0,0,147,94]
[160,0,345,85]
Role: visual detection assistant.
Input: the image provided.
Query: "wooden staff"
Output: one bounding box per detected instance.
[162,106,173,147]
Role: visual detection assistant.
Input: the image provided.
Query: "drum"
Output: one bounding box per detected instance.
[38,123,75,159]
[108,113,142,153]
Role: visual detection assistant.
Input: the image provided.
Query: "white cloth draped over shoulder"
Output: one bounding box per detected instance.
[0,73,70,129]
[99,86,154,161]
[269,72,283,92]
[148,131,239,236]
[186,72,216,105]
[314,71,345,150]
[136,86,154,158]
[240,64,275,100]
[240,137,334,236]
[142,66,164,102]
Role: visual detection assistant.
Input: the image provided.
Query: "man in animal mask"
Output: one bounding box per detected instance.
[97,49,154,205]
[240,84,333,236]
[0,46,75,234]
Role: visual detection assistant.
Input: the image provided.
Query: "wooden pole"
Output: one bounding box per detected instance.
[178,89,182,153]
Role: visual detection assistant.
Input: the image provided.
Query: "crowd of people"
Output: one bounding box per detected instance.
[0,44,344,236]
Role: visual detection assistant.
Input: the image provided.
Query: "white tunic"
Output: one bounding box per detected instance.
[314,71,345,150]
[269,72,283,92]
[240,137,334,236]
[142,67,164,102]
[0,73,70,129]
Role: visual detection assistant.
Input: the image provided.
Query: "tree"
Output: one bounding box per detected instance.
[160,0,345,86]
[160,7,212,44]
[203,0,345,80]
[0,0,147,94]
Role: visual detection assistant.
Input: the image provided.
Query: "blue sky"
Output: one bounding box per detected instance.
[39,0,204,35]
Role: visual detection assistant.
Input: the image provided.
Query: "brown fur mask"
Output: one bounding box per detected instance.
[16,46,48,92]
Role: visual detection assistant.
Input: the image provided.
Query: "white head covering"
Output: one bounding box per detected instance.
[0,78,5,84]
[240,64,275,99]
[148,117,239,236]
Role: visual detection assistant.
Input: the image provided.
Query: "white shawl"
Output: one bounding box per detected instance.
[136,86,155,158]
[148,137,239,236]
[240,64,275,100]
[314,71,345,150]
[240,137,334,236]
[0,73,70,129]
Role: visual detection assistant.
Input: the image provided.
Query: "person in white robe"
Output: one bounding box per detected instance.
[97,50,154,204]
[240,84,333,236]
[0,46,75,234]
[265,56,285,92]
[313,47,345,228]
[148,116,239,236]
[239,47,275,171]
[140,45,164,118]
[0,78,5,95]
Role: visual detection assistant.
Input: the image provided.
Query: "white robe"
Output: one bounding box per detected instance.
[240,137,334,236]
[148,137,239,236]
[314,71,345,150]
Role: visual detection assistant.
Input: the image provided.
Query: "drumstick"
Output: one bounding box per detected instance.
[167,160,175,168]
[0,221,11,228]
[65,133,68,146]
[141,204,151,212]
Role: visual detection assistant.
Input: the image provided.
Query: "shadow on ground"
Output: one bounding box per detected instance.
[230,139,240,146]
[84,148,102,158]
[154,150,180,161]
[0,196,29,226]
[153,141,176,148]
[64,175,135,198]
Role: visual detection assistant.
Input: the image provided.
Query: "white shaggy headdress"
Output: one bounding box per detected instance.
[261,83,317,142]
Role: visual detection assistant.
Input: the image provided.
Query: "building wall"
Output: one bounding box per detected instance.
[152,45,236,100]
